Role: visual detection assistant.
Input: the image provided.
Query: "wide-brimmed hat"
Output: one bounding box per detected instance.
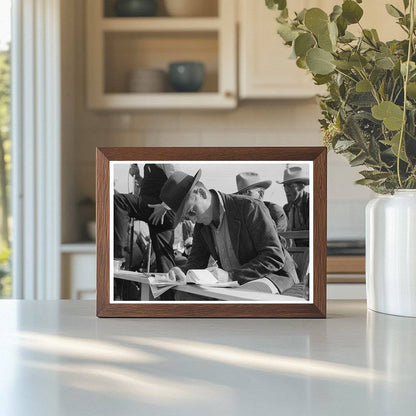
[160,169,202,227]
[276,166,309,185]
[235,172,272,194]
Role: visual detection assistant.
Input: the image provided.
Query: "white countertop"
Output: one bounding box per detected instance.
[0,300,415,415]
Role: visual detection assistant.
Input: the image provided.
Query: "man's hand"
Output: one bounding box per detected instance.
[148,203,168,225]
[168,267,187,283]
[207,267,231,283]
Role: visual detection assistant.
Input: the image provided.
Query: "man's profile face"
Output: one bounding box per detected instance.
[184,188,211,225]
[284,182,304,203]
[243,187,264,201]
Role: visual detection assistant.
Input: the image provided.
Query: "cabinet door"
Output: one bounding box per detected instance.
[239,0,405,99]
[239,0,321,99]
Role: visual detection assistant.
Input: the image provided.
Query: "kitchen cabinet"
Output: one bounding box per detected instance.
[86,0,237,109]
[239,0,326,99]
[238,0,405,99]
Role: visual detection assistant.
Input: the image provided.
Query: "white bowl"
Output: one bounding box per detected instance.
[127,68,167,93]
[164,0,217,17]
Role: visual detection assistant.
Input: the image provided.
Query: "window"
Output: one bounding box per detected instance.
[0,0,11,298]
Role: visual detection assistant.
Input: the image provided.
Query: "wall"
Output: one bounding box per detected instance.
[61,0,374,243]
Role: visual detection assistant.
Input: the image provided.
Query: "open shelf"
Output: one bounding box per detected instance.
[101,17,221,32]
[86,0,236,109]
[104,31,218,94]
[103,0,219,18]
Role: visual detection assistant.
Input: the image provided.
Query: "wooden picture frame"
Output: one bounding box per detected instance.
[96,147,327,318]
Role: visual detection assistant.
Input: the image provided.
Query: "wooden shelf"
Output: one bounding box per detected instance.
[327,256,365,274]
[101,17,221,32]
[61,242,96,253]
[89,92,235,110]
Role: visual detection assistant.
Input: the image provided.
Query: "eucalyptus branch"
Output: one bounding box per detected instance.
[334,68,358,83]
[358,69,381,104]
[397,0,415,187]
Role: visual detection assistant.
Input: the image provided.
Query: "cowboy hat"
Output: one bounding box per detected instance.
[159,169,202,227]
[276,166,309,185]
[235,172,272,194]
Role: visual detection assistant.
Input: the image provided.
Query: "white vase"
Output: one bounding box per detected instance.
[366,190,416,317]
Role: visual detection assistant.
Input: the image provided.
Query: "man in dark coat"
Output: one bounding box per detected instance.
[160,170,298,295]
[277,166,310,247]
[235,171,287,234]
[114,163,178,272]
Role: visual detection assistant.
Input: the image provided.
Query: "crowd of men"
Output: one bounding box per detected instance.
[113,163,310,300]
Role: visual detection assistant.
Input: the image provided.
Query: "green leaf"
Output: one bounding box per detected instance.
[336,15,348,36]
[295,8,307,22]
[306,48,335,75]
[304,8,329,35]
[407,82,416,99]
[369,137,381,162]
[333,59,353,70]
[372,101,404,130]
[313,74,332,85]
[339,31,356,42]
[362,29,375,44]
[330,5,343,22]
[266,0,287,11]
[294,33,315,57]
[350,53,368,69]
[382,132,409,162]
[342,0,363,24]
[385,4,403,18]
[277,23,299,42]
[375,56,395,70]
[355,178,377,185]
[403,0,410,10]
[280,8,289,19]
[334,139,356,152]
[356,79,372,92]
[350,152,368,167]
[296,57,307,69]
[359,170,391,180]
[401,61,416,76]
[371,29,380,42]
[318,31,334,52]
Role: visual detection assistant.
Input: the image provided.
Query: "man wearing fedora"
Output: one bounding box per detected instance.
[160,170,298,297]
[235,172,287,234]
[277,166,310,247]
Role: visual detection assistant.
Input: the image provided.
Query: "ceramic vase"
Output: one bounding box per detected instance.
[366,190,416,317]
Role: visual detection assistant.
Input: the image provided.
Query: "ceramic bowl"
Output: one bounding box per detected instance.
[168,62,205,92]
[114,0,158,17]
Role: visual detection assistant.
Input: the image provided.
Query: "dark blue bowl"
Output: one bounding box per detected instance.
[114,0,158,17]
[169,62,205,93]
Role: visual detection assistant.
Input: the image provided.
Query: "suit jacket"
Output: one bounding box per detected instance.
[264,201,287,233]
[183,192,296,292]
[283,192,309,230]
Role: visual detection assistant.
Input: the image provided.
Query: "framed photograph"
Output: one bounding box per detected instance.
[96,147,327,318]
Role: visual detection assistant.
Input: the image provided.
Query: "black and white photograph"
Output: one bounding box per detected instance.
[110,161,312,303]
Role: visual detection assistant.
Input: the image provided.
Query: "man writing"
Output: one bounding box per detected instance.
[160,170,298,295]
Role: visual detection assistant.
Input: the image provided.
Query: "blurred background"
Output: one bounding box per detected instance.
[2,0,404,300]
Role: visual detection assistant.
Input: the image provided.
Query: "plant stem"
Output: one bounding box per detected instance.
[334,68,357,83]
[397,0,415,188]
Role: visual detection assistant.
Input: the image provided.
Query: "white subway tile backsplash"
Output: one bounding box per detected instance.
[73,100,375,239]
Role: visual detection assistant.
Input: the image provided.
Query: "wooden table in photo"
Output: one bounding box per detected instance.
[114,270,305,302]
